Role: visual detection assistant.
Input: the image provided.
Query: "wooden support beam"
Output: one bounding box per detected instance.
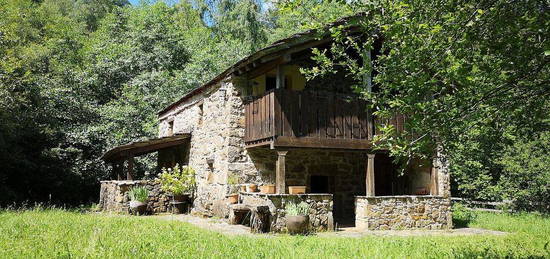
[127,157,134,180]
[276,65,285,89]
[114,161,123,180]
[366,153,375,196]
[276,150,288,194]
[273,136,373,150]
[430,161,439,195]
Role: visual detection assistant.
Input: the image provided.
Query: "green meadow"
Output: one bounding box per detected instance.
[0,209,548,258]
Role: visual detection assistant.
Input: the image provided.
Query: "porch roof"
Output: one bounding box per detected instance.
[101,134,191,163]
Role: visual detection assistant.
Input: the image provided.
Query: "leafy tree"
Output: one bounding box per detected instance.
[283,0,549,207]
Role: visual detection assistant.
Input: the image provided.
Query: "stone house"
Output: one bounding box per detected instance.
[99,16,452,231]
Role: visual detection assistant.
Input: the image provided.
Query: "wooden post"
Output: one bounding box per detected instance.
[127,157,134,180]
[366,153,375,196]
[114,161,123,180]
[276,65,285,89]
[276,150,288,194]
[430,160,439,195]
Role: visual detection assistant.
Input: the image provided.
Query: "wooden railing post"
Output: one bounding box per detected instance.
[366,153,375,196]
[276,150,288,194]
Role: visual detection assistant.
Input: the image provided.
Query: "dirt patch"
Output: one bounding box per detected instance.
[153,214,506,238]
[317,227,507,238]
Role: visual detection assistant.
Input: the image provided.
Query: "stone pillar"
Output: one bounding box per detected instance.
[366,153,375,196]
[127,157,134,180]
[276,150,288,194]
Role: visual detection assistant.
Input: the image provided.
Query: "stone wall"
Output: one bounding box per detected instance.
[355,196,452,230]
[158,78,258,216]
[99,180,170,213]
[240,192,333,232]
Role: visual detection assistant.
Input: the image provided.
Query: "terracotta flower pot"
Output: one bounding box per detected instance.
[227,194,239,204]
[286,215,309,234]
[259,184,275,194]
[246,184,257,193]
[288,186,306,194]
[129,201,147,215]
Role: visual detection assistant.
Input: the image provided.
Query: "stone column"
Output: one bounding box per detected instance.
[127,157,134,180]
[366,153,375,196]
[276,150,288,194]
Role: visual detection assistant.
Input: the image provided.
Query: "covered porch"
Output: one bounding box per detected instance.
[98,134,191,214]
[101,134,191,180]
[244,146,450,230]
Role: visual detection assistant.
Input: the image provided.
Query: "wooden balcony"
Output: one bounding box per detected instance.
[244,89,390,150]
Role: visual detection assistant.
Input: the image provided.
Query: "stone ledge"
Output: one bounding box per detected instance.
[356,195,446,200]
[240,192,333,198]
[100,180,153,185]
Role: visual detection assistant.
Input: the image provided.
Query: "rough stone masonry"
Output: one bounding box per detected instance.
[99,180,171,213]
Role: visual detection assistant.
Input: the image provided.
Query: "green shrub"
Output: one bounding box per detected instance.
[128,187,149,203]
[157,164,196,195]
[452,203,476,228]
[285,201,310,216]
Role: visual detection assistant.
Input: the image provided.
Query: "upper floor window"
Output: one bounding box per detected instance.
[167,121,174,136]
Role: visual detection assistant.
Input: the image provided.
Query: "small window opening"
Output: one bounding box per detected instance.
[198,103,204,125]
[167,121,174,136]
[266,76,276,91]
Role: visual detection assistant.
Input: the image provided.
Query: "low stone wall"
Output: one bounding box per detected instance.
[240,192,333,232]
[355,196,452,230]
[99,180,171,214]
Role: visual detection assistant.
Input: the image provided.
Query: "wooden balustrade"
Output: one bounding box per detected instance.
[244,89,405,149]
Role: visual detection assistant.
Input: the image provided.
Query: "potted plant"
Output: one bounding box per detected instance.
[158,164,196,213]
[128,186,149,215]
[285,201,310,235]
[259,184,275,194]
[246,184,258,193]
[288,186,306,194]
[226,174,239,204]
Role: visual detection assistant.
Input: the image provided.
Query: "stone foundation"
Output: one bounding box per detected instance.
[99,180,171,213]
[240,192,333,232]
[355,196,452,230]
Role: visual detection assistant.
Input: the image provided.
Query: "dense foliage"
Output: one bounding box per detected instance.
[0,0,268,205]
[157,164,196,195]
[288,0,549,211]
[0,0,548,211]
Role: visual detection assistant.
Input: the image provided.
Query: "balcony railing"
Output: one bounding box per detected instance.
[244,89,373,146]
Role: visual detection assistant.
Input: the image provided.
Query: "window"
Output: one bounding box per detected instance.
[198,103,204,125]
[266,76,276,91]
[167,121,174,136]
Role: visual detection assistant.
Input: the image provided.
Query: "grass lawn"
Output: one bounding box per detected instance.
[0,209,548,258]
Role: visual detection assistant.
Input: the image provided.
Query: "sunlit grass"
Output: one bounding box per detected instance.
[0,208,548,258]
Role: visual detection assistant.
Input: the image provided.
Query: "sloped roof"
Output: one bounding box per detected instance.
[157,13,366,116]
[101,134,191,162]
